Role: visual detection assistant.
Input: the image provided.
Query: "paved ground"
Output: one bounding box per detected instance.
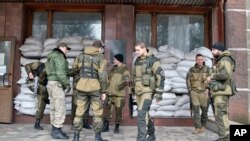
[0,124,218,141]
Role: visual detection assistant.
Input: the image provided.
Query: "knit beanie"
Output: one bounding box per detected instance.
[212,42,225,52]
[114,54,124,63]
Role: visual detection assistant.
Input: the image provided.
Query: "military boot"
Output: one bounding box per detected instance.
[83,120,92,130]
[34,119,43,130]
[95,132,108,141]
[51,126,69,139]
[114,124,119,133]
[72,132,79,141]
[102,120,109,132]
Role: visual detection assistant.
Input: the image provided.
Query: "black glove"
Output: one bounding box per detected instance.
[64,84,71,93]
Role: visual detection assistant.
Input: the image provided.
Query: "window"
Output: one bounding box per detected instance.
[32,12,102,40]
[136,13,205,52]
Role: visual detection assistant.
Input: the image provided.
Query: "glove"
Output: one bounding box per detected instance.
[154,91,163,101]
[64,84,71,93]
[117,81,127,90]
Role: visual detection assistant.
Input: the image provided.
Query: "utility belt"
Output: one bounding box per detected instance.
[80,66,98,79]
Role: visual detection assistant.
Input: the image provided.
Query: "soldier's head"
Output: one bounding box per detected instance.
[134,41,147,57]
[57,43,71,54]
[93,40,105,53]
[212,42,225,57]
[114,54,124,65]
[195,54,204,67]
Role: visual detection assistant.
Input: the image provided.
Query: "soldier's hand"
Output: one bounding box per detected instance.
[64,84,71,93]
[154,91,163,103]
[101,93,107,101]
[28,72,34,79]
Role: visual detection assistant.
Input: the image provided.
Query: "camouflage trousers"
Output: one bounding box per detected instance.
[73,90,103,133]
[71,89,90,122]
[35,85,49,119]
[213,95,230,140]
[103,95,125,123]
[47,81,66,128]
[136,93,155,141]
[190,91,209,128]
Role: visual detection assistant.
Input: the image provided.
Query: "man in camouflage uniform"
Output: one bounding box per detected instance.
[46,43,71,139]
[102,54,130,133]
[25,61,49,130]
[206,42,236,141]
[71,40,108,141]
[186,54,212,134]
[132,42,165,141]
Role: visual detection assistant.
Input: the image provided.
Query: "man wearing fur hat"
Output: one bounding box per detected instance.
[206,42,236,141]
[102,54,130,133]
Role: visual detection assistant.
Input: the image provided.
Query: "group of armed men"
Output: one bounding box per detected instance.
[24,40,235,141]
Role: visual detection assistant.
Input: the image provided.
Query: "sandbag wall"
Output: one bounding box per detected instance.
[15,37,95,116]
[132,45,214,118]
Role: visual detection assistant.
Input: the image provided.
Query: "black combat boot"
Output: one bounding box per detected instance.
[51,126,69,139]
[72,132,79,141]
[114,124,119,133]
[102,120,109,132]
[83,120,92,129]
[34,119,43,130]
[95,132,108,141]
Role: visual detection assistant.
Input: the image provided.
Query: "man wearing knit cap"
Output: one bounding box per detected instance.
[206,42,236,141]
[102,54,130,133]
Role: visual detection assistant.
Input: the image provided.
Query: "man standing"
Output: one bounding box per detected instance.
[72,40,108,141]
[46,43,71,139]
[206,42,236,141]
[25,61,49,130]
[132,42,165,141]
[186,54,211,134]
[102,54,130,133]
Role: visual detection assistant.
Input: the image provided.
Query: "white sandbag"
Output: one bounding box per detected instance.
[175,94,190,106]
[195,46,213,59]
[19,44,43,52]
[164,79,172,85]
[44,108,50,115]
[158,105,179,111]
[154,111,174,117]
[43,44,57,52]
[22,51,42,58]
[24,37,42,46]
[149,110,156,117]
[20,57,39,66]
[172,82,187,89]
[65,96,72,104]
[18,107,36,115]
[133,110,138,117]
[66,103,71,110]
[162,93,176,100]
[184,52,197,61]
[66,51,82,58]
[171,88,188,94]
[174,110,191,117]
[20,67,28,78]
[155,52,173,59]
[147,47,158,55]
[204,57,212,68]
[166,47,184,59]
[68,43,84,51]
[44,38,59,46]
[158,45,168,52]
[150,104,160,110]
[20,85,34,95]
[133,105,138,111]
[160,63,177,70]
[14,93,35,102]
[21,101,36,108]
[177,71,188,79]
[208,105,214,117]
[83,39,96,46]
[169,77,186,83]
[177,60,196,68]
[157,99,177,106]
[41,50,51,57]
[164,70,180,78]
[180,102,190,110]
[58,36,83,44]
[176,66,190,73]
[17,77,27,85]
[163,84,172,92]
[40,58,47,63]
[161,57,181,64]
[67,58,75,66]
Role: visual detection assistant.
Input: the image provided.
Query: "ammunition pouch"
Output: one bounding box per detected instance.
[142,74,156,90]
[80,66,98,79]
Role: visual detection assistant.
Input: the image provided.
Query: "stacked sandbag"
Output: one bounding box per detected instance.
[19,37,43,59]
[174,94,191,117]
[41,38,59,58]
[14,92,36,116]
[58,36,83,58]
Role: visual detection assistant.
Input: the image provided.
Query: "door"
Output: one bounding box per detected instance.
[0,37,16,123]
